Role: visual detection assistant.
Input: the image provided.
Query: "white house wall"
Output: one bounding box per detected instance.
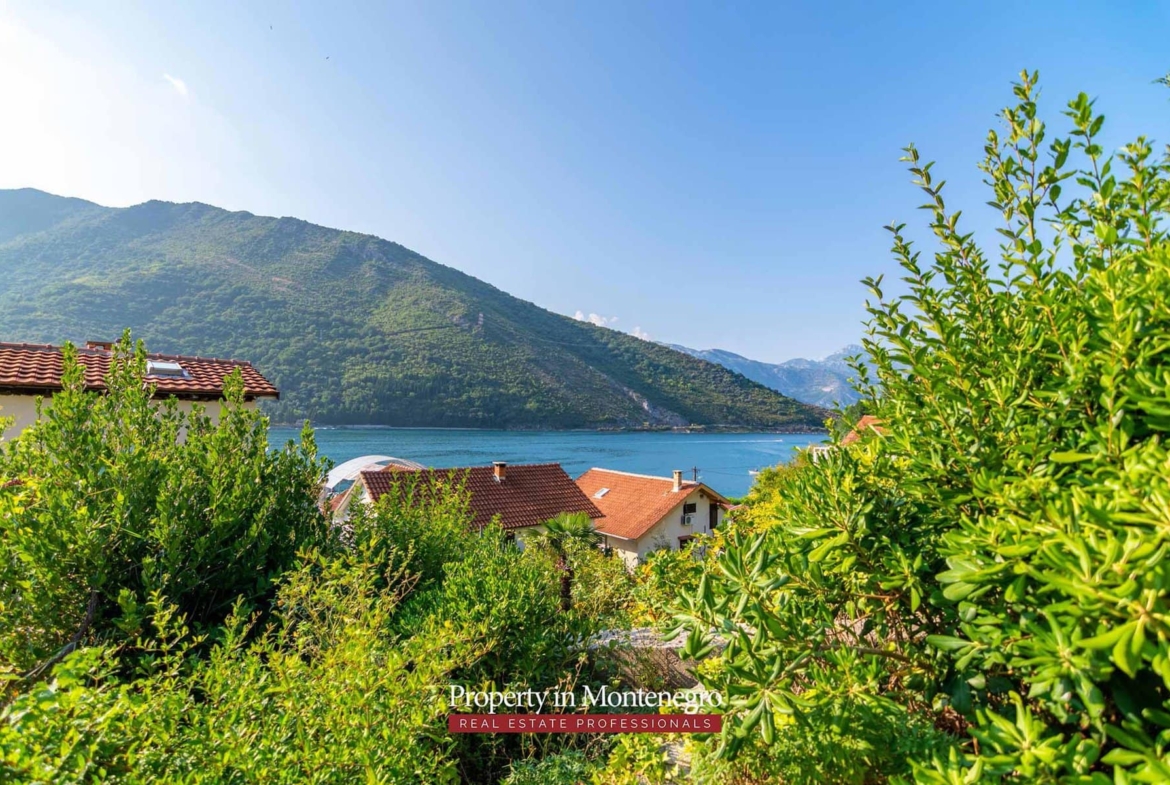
[0,394,256,443]
[0,395,40,439]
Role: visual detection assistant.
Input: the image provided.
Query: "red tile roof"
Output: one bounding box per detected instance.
[841,415,883,445]
[360,463,603,531]
[575,468,728,541]
[0,342,279,400]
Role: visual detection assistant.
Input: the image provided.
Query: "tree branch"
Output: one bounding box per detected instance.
[22,589,99,682]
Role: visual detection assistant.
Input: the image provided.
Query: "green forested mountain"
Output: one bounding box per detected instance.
[0,189,825,429]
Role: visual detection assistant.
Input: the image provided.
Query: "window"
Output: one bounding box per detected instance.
[146,360,187,378]
[682,502,697,515]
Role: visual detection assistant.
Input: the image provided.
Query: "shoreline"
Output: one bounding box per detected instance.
[267,423,829,435]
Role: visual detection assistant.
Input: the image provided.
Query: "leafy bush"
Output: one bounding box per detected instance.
[0,334,330,677]
[0,547,479,783]
[0,333,623,783]
[630,540,705,627]
[595,733,682,784]
[501,749,600,785]
[564,539,635,630]
[671,72,1170,783]
[346,473,478,592]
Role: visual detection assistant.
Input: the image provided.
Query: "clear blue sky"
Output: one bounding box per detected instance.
[2,1,1167,362]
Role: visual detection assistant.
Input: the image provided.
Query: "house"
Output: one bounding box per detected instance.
[0,340,279,438]
[809,415,884,462]
[575,468,730,568]
[347,461,603,542]
[841,415,883,445]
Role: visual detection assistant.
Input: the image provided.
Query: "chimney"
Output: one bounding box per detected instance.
[493,461,507,482]
[672,470,683,492]
[85,340,114,351]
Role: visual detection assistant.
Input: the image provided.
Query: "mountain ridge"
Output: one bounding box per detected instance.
[666,343,869,408]
[0,188,827,431]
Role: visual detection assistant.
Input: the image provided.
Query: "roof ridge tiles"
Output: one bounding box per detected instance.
[0,341,60,351]
[581,467,698,485]
[0,341,256,368]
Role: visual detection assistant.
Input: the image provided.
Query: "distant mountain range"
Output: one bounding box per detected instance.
[0,188,827,430]
[666,344,869,408]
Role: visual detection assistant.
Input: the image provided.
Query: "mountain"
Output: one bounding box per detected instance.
[666,344,869,408]
[0,189,826,430]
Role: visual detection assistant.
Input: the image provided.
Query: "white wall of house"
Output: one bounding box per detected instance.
[512,524,543,549]
[0,393,256,443]
[602,487,724,569]
[0,395,40,439]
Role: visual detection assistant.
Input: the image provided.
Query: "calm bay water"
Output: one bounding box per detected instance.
[267,427,826,498]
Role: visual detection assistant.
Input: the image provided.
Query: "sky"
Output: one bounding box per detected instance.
[1,1,1167,363]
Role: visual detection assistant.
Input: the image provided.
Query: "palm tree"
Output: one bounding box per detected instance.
[527,512,600,612]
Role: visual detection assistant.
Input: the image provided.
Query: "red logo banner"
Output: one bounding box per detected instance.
[448,714,722,734]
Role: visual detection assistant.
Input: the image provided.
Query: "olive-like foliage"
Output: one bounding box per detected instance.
[672,72,1170,784]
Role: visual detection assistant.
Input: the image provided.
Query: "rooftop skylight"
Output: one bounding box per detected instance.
[594,488,609,498]
[146,360,187,378]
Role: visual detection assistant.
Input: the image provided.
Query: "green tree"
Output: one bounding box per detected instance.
[527,512,602,612]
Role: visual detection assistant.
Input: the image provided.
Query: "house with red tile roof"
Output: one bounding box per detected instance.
[809,415,884,462]
[0,340,278,438]
[575,468,730,567]
[344,461,604,540]
[841,415,883,445]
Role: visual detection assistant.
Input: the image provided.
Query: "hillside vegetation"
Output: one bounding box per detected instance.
[0,190,823,430]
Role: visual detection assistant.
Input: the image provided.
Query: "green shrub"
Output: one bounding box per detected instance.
[502,749,599,785]
[631,542,704,627]
[0,425,608,783]
[346,471,479,592]
[0,333,331,677]
[563,539,634,630]
[595,733,681,784]
[671,72,1170,783]
[0,333,617,783]
[0,546,477,783]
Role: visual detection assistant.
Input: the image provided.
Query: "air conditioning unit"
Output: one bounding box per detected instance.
[682,514,694,527]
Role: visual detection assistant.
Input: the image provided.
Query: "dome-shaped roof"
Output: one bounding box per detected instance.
[325,454,425,491]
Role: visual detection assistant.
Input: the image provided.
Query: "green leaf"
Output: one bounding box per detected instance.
[1078,625,1129,650]
[942,581,977,602]
[759,701,775,745]
[1112,625,1140,678]
[1049,451,1095,463]
[926,635,974,652]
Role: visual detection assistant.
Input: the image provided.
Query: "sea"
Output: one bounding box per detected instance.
[267,427,826,498]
